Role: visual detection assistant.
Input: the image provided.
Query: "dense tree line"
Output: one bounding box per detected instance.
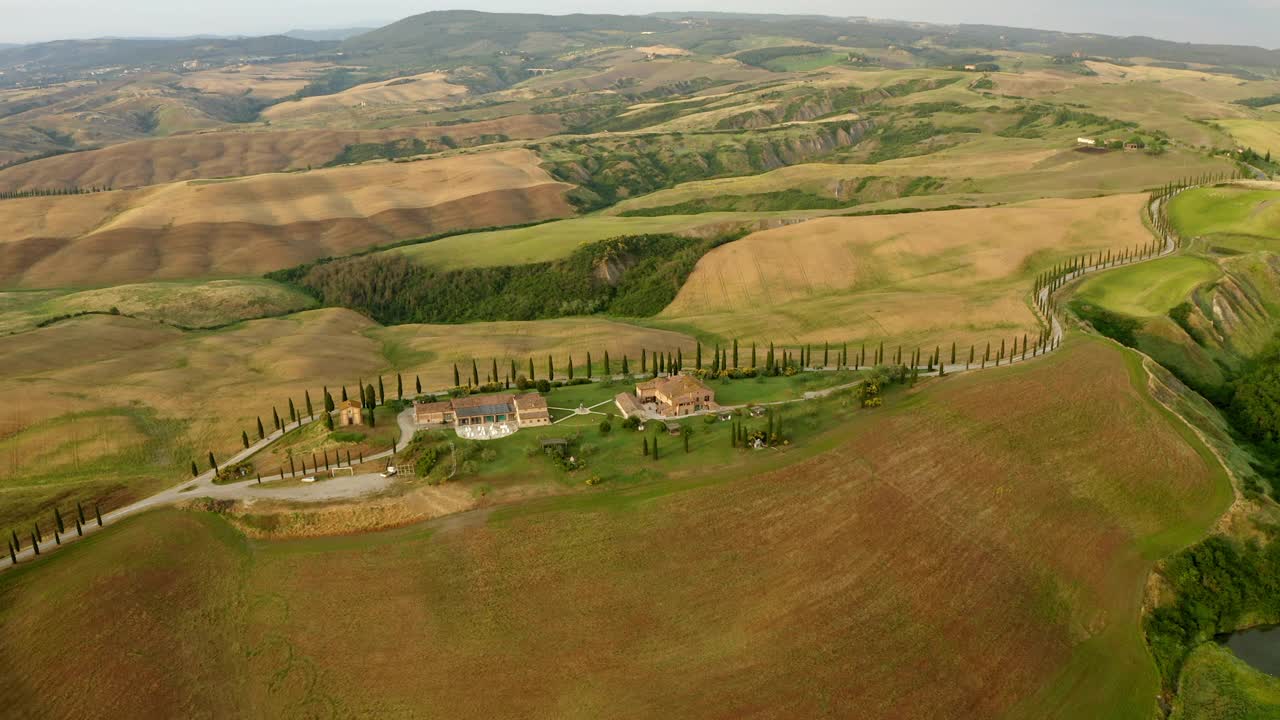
[275,233,738,324]
[0,185,111,201]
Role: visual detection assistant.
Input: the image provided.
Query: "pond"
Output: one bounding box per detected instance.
[1218,624,1280,677]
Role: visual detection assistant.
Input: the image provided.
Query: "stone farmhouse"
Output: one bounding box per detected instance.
[415,393,551,438]
[615,374,717,419]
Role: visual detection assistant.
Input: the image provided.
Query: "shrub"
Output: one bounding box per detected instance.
[598,420,612,434]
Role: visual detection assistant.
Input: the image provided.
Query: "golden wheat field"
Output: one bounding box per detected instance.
[0,148,574,287]
[660,194,1154,349]
[261,72,469,124]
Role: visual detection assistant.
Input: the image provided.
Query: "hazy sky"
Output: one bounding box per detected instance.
[3,0,1279,48]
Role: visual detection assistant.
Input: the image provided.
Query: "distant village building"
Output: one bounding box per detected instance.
[615,374,717,419]
[1076,137,1097,147]
[338,400,364,426]
[415,393,551,437]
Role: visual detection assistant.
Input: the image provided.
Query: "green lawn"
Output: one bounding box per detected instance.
[1170,186,1280,244]
[1075,256,1221,316]
[391,213,787,270]
[1171,643,1280,720]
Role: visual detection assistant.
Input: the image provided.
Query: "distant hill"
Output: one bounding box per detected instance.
[284,27,379,42]
[0,35,331,74]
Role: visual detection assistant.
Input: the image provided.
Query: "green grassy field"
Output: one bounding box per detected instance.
[0,338,1232,718]
[1171,643,1280,720]
[0,278,317,335]
[1075,256,1222,317]
[1170,186,1280,247]
[390,213,794,270]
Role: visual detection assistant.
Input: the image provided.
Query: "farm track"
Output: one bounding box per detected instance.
[0,192,1187,571]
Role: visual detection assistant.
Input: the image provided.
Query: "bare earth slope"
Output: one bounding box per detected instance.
[0,339,1229,718]
[0,116,562,194]
[0,148,574,287]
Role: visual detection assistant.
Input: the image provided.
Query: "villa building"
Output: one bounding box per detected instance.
[616,374,717,419]
[415,393,551,437]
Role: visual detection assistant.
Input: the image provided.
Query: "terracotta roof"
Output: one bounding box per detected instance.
[451,393,516,409]
[615,392,641,415]
[339,400,362,410]
[513,393,548,411]
[654,374,711,398]
[415,401,453,414]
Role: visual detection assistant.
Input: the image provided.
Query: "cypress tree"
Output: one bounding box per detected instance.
[453,364,461,387]
[242,430,250,449]
[273,406,281,429]
[416,375,423,394]
[75,516,82,537]
[733,339,740,369]
[622,355,630,375]
[288,397,297,422]
[305,390,314,418]
[368,406,377,428]
[11,529,19,552]
[257,416,265,440]
[55,508,64,534]
[568,355,575,380]
[208,451,218,473]
[641,349,647,374]
[823,342,829,368]
[471,360,480,387]
[510,360,517,384]
[643,437,649,456]
[397,374,404,400]
[33,522,41,543]
[951,342,956,365]
[77,501,85,525]
[548,355,555,380]
[586,352,593,378]
[653,435,659,460]
[491,358,499,384]
[30,533,38,556]
[95,504,102,526]
[191,460,199,477]
[8,539,15,565]
[751,342,757,368]
[696,342,703,369]
[325,413,334,431]
[604,351,611,377]
[684,431,690,453]
[677,348,683,371]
